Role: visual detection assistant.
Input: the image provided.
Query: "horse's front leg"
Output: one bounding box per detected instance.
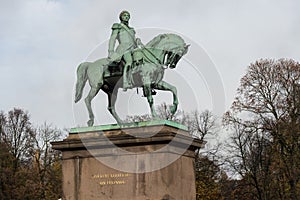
[143,84,158,118]
[155,81,178,114]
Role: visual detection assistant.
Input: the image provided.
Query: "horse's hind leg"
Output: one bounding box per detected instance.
[106,90,123,124]
[84,62,104,126]
[85,86,101,126]
[154,81,178,114]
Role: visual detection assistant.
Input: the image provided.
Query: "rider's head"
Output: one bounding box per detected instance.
[119,10,130,22]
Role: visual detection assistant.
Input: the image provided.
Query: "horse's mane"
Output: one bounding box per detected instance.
[145,33,185,49]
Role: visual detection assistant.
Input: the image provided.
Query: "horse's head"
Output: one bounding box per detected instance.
[145,33,189,69]
[165,44,190,69]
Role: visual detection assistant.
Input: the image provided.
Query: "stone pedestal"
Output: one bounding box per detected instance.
[51,120,204,200]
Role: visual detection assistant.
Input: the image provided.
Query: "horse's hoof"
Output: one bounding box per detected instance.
[87,120,94,127]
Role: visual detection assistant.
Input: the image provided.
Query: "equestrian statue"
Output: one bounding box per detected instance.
[74,11,189,126]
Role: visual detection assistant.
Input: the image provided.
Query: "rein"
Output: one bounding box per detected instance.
[118,25,182,69]
[139,43,182,68]
[119,23,164,66]
[139,43,164,66]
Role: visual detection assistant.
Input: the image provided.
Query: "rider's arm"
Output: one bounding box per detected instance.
[108,23,120,57]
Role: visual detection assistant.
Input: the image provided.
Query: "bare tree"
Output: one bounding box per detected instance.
[124,102,186,123]
[33,123,63,199]
[224,117,275,200]
[187,110,217,141]
[0,108,36,199]
[0,108,35,170]
[224,58,300,200]
[0,109,63,199]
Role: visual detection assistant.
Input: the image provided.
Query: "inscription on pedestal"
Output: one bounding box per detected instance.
[92,173,130,186]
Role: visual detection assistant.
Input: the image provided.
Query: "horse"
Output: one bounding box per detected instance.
[74,33,189,126]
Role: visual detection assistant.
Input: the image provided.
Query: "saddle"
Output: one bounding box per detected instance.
[104,48,144,78]
[104,61,124,78]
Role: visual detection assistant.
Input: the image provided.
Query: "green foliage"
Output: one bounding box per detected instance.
[195,156,224,200]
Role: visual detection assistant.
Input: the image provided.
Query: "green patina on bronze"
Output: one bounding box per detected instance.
[74,11,189,126]
[70,120,188,134]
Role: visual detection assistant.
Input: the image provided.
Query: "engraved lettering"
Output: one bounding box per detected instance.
[99,181,106,185]
[92,173,130,185]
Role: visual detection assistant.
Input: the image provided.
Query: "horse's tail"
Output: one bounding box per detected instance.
[74,62,89,103]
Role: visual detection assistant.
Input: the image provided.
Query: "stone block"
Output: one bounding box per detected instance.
[51,120,204,200]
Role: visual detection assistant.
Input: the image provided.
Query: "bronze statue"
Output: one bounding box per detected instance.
[74,12,189,126]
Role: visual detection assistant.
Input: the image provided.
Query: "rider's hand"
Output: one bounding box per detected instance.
[136,38,142,47]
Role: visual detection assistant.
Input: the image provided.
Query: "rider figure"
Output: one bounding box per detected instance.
[108,10,140,91]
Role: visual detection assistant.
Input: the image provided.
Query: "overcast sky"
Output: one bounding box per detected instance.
[1,0,300,128]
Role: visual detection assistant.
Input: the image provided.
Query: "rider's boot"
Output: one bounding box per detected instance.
[123,65,130,91]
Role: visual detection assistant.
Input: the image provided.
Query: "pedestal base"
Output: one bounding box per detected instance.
[52,120,204,200]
